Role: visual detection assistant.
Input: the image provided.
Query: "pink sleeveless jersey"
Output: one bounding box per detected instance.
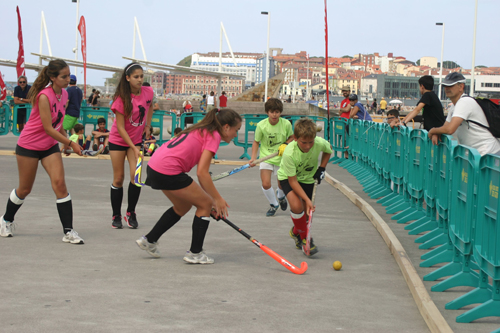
[17,87,68,151]
[109,86,154,147]
[148,129,221,175]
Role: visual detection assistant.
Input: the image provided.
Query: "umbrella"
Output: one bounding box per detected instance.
[389,99,403,104]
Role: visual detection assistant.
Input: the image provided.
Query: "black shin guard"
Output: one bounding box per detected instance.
[127,182,142,213]
[189,216,210,254]
[4,189,25,222]
[110,185,123,216]
[56,194,73,234]
[145,207,182,243]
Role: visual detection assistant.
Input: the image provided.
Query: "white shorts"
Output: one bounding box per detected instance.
[259,162,280,174]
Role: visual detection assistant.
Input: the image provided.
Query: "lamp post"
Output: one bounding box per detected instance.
[436,22,445,101]
[261,11,270,101]
[470,0,478,97]
[72,0,80,77]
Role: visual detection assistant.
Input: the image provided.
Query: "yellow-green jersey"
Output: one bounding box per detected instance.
[254,117,293,166]
[277,137,332,184]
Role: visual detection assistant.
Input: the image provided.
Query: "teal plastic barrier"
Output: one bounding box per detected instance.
[429,145,481,292]
[232,114,268,159]
[12,104,32,136]
[328,117,348,164]
[80,106,109,135]
[179,112,206,129]
[282,115,328,139]
[446,154,500,323]
[151,110,177,145]
[0,104,10,136]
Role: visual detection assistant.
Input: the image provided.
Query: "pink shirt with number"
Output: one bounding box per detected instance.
[148,129,221,175]
[109,86,153,147]
[17,87,68,151]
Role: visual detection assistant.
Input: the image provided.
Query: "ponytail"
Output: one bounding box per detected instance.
[179,108,242,137]
[28,59,68,107]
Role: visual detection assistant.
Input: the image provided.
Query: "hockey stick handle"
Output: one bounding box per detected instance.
[211,152,279,182]
[310,180,319,209]
[220,217,308,275]
[250,151,279,165]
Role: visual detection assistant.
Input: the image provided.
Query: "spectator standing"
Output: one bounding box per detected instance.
[200,94,207,112]
[349,94,372,121]
[219,91,227,108]
[399,75,445,130]
[371,98,377,114]
[339,86,351,119]
[207,91,216,111]
[428,73,500,156]
[87,88,96,106]
[62,75,83,134]
[13,75,31,132]
[379,97,387,115]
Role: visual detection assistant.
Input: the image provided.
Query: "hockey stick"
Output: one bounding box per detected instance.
[64,145,104,157]
[304,180,318,256]
[134,136,147,187]
[218,216,308,275]
[211,152,279,181]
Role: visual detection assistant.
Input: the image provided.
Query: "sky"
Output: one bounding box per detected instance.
[2,0,499,86]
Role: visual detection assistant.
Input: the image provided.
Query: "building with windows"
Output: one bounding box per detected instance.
[162,73,244,97]
[191,52,260,88]
[255,55,276,84]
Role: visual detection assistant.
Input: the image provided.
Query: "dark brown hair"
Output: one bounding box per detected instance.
[113,62,143,118]
[180,108,241,137]
[28,59,68,107]
[265,98,283,113]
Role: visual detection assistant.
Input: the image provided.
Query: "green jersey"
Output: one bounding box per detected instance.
[254,117,293,166]
[277,137,332,184]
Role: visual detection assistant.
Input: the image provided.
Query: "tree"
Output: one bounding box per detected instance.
[105,71,122,87]
[442,61,460,69]
[341,55,352,59]
[177,55,192,67]
[416,59,420,66]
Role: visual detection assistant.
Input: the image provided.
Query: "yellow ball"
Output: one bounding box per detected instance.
[333,261,342,271]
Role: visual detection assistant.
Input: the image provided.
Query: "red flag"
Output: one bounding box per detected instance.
[16,6,26,78]
[78,16,87,98]
[324,0,330,140]
[0,71,7,101]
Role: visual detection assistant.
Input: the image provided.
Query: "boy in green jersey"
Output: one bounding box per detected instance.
[250,98,294,217]
[277,118,332,256]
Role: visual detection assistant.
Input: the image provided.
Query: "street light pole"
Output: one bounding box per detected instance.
[72,0,80,77]
[436,22,445,101]
[261,11,270,101]
[470,0,478,97]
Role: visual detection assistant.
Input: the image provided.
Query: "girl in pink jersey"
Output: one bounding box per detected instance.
[0,59,84,244]
[109,63,154,229]
[136,108,242,264]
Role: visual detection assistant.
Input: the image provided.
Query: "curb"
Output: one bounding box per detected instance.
[324,172,452,333]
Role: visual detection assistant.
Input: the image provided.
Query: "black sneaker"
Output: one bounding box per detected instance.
[103,146,109,154]
[276,190,288,211]
[125,212,138,229]
[302,237,319,256]
[289,227,302,249]
[112,215,123,229]
[93,144,98,151]
[266,204,279,217]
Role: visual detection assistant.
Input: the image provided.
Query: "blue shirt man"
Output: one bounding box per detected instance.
[62,75,83,132]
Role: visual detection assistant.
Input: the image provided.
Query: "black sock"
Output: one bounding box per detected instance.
[127,182,141,213]
[110,185,123,217]
[4,189,25,222]
[56,194,73,234]
[190,216,210,254]
[145,207,182,243]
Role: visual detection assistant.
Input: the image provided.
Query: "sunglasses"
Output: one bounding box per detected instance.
[19,81,26,84]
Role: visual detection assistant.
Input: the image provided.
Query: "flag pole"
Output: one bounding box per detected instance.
[324,0,330,142]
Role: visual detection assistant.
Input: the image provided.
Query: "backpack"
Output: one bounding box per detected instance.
[466,97,500,138]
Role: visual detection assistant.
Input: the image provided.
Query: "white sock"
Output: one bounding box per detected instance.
[276,188,285,199]
[262,187,278,206]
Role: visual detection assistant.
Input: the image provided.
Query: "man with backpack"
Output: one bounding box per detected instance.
[428,73,500,156]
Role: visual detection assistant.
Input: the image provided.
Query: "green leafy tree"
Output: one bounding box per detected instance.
[177,55,192,67]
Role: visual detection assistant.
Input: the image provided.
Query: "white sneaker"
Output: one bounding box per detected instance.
[136,236,160,258]
[62,230,84,244]
[0,216,14,237]
[183,250,214,264]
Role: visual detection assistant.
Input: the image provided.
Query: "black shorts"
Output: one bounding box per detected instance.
[16,143,60,160]
[109,142,141,151]
[145,165,193,190]
[279,179,314,199]
[17,109,27,125]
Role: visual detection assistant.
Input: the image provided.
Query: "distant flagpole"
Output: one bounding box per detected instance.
[16,6,26,78]
[324,0,330,141]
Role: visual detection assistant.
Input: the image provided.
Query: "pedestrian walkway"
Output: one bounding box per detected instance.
[1,132,497,332]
